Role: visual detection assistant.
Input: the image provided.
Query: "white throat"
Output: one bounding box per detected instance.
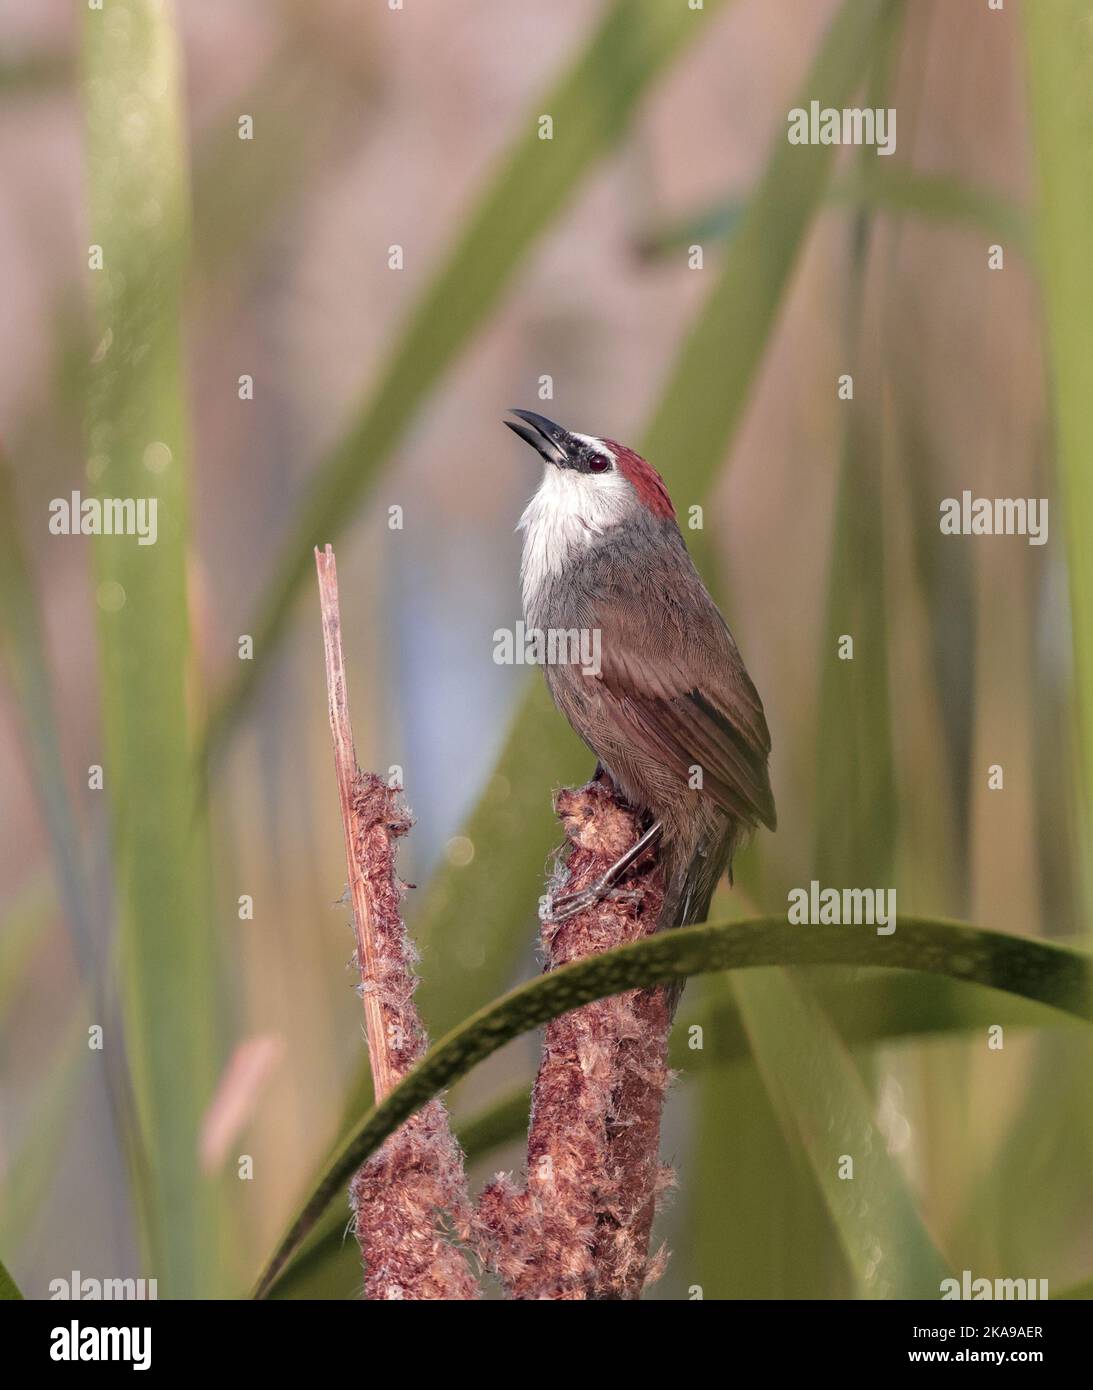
[518,455,632,619]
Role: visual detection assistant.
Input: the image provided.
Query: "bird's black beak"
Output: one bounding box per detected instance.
[505,409,575,468]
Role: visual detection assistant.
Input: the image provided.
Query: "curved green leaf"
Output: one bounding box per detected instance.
[464,966,1080,1160]
[253,915,1093,1297]
[270,967,1075,1297]
[446,969,1076,1161]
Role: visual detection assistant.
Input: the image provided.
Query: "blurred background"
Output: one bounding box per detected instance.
[1,0,1091,1300]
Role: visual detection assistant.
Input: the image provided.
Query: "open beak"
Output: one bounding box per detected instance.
[504,409,575,468]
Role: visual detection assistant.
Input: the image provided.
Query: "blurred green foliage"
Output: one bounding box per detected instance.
[83,0,219,1295]
[1025,0,1093,918]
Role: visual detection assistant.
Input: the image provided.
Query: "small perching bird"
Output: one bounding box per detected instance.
[506,409,775,934]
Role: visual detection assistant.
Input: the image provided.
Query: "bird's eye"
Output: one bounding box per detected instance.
[587,454,611,474]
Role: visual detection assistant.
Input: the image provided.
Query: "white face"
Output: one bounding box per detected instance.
[517,437,635,619]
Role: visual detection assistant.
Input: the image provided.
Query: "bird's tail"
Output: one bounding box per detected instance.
[657,820,740,1013]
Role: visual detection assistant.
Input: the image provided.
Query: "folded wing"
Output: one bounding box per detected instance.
[575,545,776,831]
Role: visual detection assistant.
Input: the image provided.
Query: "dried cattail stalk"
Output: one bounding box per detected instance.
[316,546,478,1300]
[350,1097,479,1301]
[478,779,675,1299]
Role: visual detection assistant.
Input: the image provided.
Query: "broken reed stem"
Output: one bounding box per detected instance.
[314,545,478,1300]
[316,545,396,1101]
[478,779,675,1300]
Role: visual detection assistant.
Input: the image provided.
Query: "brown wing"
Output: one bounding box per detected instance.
[574,547,776,831]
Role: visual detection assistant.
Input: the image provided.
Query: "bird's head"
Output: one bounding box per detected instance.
[505,409,676,534]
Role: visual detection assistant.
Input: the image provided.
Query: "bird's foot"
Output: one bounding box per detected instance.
[540,882,641,924]
[540,820,663,924]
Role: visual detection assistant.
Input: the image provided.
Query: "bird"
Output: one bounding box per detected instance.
[505,408,776,939]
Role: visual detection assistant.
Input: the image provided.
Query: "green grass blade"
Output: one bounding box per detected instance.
[639,0,895,519]
[0,1011,89,1253]
[253,914,1093,1297]
[638,168,1029,263]
[0,451,156,1250]
[1024,1,1093,918]
[203,0,733,759]
[734,970,950,1297]
[0,452,93,970]
[0,1255,23,1301]
[832,165,1029,252]
[813,74,901,882]
[814,380,897,882]
[690,1031,850,1299]
[635,197,748,260]
[83,0,217,1295]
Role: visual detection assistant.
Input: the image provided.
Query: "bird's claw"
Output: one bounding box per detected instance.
[541,887,598,924]
[540,883,641,924]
